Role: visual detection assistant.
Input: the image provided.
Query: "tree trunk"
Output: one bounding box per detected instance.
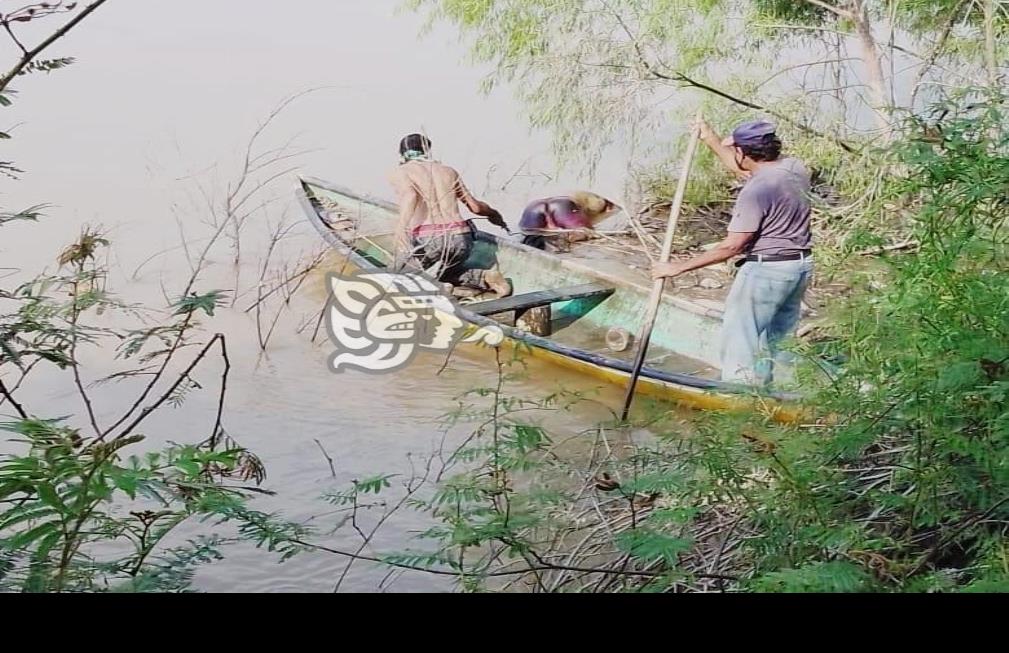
[984,0,999,87]
[849,0,891,138]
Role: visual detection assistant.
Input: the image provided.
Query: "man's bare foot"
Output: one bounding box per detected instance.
[451,286,482,299]
[484,270,513,298]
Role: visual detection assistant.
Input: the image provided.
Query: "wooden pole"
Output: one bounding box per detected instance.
[620,114,703,422]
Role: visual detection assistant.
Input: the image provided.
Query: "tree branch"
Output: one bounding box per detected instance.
[111,333,228,442]
[294,538,739,583]
[100,311,194,439]
[909,0,970,108]
[2,22,28,55]
[0,375,28,419]
[601,0,856,152]
[651,66,856,152]
[0,0,110,94]
[801,0,853,19]
[69,277,103,438]
[210,334,230,449]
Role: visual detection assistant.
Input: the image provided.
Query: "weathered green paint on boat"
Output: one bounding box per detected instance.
[296,176,801,419]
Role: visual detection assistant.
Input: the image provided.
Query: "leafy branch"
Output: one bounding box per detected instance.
[0,1,110,94]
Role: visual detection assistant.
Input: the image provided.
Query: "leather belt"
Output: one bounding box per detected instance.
[744,250,812,263]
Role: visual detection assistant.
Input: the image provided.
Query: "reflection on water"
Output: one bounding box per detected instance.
[188,265,635,592]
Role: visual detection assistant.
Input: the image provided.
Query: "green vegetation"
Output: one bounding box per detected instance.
[286,1,1008,592]
[3,1,1009,592]
[0,3,302,592]
[0,219,292,592]
[278,129,1009,591]
[407,0,1007,245]
[407,1,1006,153]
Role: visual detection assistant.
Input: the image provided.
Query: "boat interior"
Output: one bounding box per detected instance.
[304,180,727,382]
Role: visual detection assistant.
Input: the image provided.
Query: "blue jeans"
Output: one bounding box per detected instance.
[720,258,814,386]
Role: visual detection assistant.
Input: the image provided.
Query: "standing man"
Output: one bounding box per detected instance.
[651,118,814,386]
[389,133,512,297]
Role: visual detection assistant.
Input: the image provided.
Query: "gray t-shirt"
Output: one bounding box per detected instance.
[728,157,812,256]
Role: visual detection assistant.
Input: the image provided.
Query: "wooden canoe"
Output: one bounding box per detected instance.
[297,176,803,423]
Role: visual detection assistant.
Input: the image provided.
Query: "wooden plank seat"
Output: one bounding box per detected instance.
[468,283,614,336]
[468,283,615,317]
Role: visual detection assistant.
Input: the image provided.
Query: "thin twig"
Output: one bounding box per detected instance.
[909,0,970,108]
[314,439,337,478]
[599,0,856,152]
[243,251,326,313]
[0,376,28,419]
[210,335,230,449]
[297,538,738,582]
[99,311,194,440]
[69,276,103,438]
[113,334,228,442]
[333,454,438,593]
[908,494,1009,576]
[800,0,852,19]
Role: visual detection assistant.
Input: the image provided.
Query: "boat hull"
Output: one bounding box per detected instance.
[297,177,803,423]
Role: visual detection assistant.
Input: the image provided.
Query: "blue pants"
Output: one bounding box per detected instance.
[720,258,814,386]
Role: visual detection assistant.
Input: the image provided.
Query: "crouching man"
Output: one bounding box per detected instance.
[389,133,512,298]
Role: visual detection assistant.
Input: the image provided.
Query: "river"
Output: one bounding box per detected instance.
[1,0,644,592]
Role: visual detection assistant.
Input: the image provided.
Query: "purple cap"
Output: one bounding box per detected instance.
[730,120,777,147]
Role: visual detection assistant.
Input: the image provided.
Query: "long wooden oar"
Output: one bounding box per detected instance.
[620,115,703,422]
